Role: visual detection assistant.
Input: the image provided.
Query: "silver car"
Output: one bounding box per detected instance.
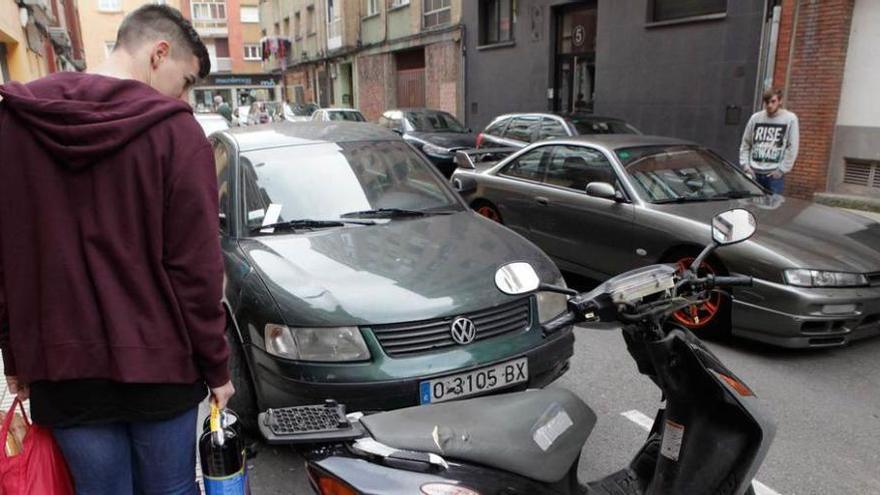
[452,135,880,348]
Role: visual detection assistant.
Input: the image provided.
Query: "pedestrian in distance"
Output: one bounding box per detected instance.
[739,88,800,195]
[214,94,233,124]
[0,5,233,495]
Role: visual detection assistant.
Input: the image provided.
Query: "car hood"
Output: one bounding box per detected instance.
[241,212,557,326]
[657,195,880,272]
[407,132,477,150]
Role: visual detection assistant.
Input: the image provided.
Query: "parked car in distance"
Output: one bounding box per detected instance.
[194,113,229,136]
[285,102,320,122]
[378,108,476,178]
[452,135,880,348]
[210,122,574,427]
[311,108,367,122]
[233,105,249,127]
[477,112,641,150]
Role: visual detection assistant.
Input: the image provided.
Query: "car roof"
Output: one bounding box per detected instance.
[490,112,626,122]
[389,108,451,113]
[224,122,401,151]
[540,134,695,149]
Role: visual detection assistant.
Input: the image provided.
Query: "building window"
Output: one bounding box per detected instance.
[294,11,301,39]
[104,41,115,57]
[480,0,515,45]
[423,0,451,29]
[649,0,726,23]
[390,0,409,8]
[240,6,259,23]
[306,5,315,34]
[365,0,379,16]
[244,44,261,60]
[192,0,227,21]
[97,0,121,12]
[215,38,230,57]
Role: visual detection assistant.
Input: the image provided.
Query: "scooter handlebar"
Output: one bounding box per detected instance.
[709,275,753,288]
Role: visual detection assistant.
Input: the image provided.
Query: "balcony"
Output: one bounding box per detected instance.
[327,18,342,51]
[217,57,232,72]
[194,19,228,38]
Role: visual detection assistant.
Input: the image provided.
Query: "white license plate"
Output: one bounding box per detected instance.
[419,358,528,404]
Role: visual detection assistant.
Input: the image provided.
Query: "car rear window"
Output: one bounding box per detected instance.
[505,116,541,142]
[571,118,639,135]
[328,111,366,122]
[484,117,511,136]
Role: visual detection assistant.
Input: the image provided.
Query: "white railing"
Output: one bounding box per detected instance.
[214,57,232,73]
[327,17,342,50]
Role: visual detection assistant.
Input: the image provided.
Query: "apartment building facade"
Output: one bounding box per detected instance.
[1,0,85,83]
[260,0,464,121]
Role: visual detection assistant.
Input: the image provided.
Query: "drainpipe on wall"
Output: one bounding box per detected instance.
[783,0,801,99]
[460,23,467,125]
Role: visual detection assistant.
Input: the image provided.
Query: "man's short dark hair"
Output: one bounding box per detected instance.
[762,88,783,103]
[115,5,211,78]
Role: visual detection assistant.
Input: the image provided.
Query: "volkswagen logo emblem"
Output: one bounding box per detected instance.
[450,317,477,345]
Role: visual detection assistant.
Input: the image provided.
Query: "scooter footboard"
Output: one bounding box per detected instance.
[258,401,365,445]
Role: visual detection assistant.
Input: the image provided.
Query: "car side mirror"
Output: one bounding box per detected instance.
[219,212,228,232]
[452,175,477,194]
[585,182,622,202]
[391,127,403,135]
[454,150,477,170]
[712,208,756,245]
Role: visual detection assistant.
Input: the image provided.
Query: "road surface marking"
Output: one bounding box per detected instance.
[620,409,782,495]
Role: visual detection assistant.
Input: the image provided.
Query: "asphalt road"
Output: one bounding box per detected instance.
[244,271,880,495]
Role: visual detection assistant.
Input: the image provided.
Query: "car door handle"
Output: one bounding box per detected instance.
[535,196,550,206]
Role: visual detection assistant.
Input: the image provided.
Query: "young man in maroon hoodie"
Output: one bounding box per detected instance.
[0,5,233,494]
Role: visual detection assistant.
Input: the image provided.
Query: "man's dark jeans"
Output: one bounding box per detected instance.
[755,172,785,195]
[52,407,199,495]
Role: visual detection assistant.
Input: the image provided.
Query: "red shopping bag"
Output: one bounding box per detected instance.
[0,398,74,495]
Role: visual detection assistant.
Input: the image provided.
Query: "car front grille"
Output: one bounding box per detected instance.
[868,272,880,287]
[371,298,532,357]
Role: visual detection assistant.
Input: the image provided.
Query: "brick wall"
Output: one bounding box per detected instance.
[772,0,855,198]
[425,41,460,118]
[357,52,393,121]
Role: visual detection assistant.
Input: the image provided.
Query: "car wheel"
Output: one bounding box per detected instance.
[473,201,502,223]
[226,322,260,433]
[664,251,732,338]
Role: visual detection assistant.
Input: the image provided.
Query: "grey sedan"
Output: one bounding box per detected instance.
[452,135,880,348]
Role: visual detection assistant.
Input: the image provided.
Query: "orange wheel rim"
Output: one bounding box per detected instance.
[672,257,722,329]
[477,206,500,222]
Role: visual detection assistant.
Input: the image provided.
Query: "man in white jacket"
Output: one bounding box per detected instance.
[739,88,800,194]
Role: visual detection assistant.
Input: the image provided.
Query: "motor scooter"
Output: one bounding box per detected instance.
[258,208,775,495]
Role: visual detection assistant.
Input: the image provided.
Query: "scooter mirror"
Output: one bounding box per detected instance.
[712,208,757,245]
[495,262,541,295]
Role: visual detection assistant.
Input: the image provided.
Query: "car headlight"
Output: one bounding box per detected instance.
[783,269,869,288]
[422,143,451,157]
[536,276,570,324]
[264,324,370,362]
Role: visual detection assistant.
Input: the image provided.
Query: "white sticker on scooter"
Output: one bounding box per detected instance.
[533,410,574,451]
[661,420,685,461]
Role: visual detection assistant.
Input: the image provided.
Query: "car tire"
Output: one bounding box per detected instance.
[473,201,503,223]
[226,321,260,433]
[662,248,732,339]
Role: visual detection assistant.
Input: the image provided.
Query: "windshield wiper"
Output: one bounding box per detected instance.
[339,208,425,219]
[653,196,730,204]
[711,190,765,199]
[251,218,374,233]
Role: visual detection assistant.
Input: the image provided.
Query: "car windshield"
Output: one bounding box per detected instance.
[240,141,461,233]
[405,111,467,133]
[328,111,366,122]
[571,118,639,135]
[616,145,765,203]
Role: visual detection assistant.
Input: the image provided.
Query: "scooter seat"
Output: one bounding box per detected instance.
[359,388,596,483]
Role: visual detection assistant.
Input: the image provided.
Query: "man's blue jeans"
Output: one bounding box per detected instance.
[52,408,199,495]
[755,173,785,195]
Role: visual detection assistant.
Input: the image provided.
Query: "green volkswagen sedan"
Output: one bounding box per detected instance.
[211,122,573,426]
